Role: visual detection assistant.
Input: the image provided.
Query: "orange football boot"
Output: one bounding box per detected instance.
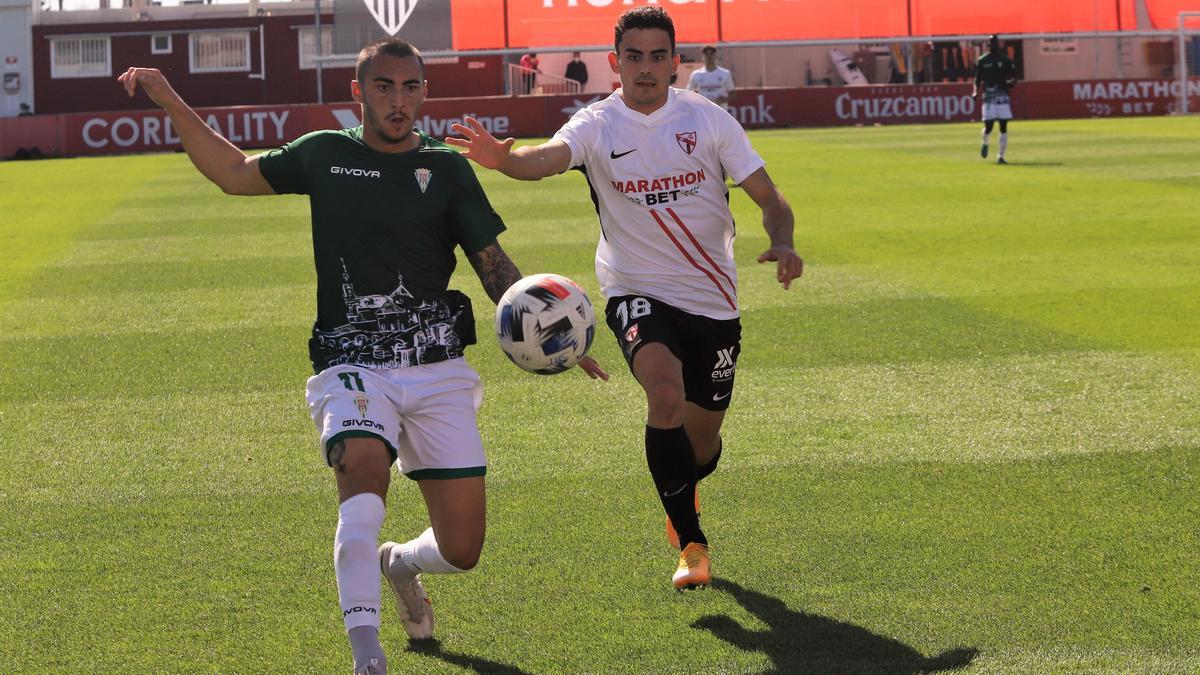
[672,542,712,590]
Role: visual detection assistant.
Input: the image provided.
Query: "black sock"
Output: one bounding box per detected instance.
[646,425,705,548]
[696,436,722,482]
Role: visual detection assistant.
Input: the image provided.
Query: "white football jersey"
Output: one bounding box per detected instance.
[553,87,764,320]
[686,66,735,103]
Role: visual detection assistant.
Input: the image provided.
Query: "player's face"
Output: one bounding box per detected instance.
[703,50,717,68]
[352,53,427,151]
[609,28,679,114]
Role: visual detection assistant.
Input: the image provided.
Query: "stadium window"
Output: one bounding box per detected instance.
[151,34,173,55]
[297,26,333,70]
[49,36,111,79]
[188,31,252,73]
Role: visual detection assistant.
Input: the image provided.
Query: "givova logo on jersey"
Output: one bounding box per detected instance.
[331,166,381,178]
[712,347,737,380]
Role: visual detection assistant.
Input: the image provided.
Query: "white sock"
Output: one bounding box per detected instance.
[335,493,386,632]
[998,132,1008,158]
[391,527,467,584]
[981,128,990,145]
[348,626,385,671]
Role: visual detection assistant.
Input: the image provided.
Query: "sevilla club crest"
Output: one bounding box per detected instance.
[675,131,697,155]
[365,0,419,36]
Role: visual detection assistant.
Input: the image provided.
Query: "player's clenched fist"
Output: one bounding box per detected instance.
[117,67,183,110]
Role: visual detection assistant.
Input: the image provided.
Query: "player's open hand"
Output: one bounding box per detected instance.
[117,67,182,110]
[576,355,609,381]
[445,116,515,170]
[757,246,804,289]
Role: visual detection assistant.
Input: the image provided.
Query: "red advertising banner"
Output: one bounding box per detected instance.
[450,0,507,50]
[5,79,1198,159]
[1014,78,1200,118]
[502,0,718,49]
[1145,0,1200,29]
[721,0,909,42]
[411,0,1200,51]
[910,0,1122,35]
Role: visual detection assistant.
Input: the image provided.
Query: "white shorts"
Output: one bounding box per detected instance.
[982,92,1012,121]
[305,359,486,480]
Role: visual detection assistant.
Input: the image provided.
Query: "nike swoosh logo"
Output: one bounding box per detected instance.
[662,483,690,498]
[712,391,731,402]
[610,148,637,159]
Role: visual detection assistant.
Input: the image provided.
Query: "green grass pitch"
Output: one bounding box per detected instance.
[1,117,1198,673]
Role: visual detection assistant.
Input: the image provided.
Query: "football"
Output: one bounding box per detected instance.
[495,273,596,375]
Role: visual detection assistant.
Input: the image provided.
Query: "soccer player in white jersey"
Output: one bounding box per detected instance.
[447,6,802,590]
[686,44,736,108]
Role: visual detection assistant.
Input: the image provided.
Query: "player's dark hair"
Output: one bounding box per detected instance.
[356,38,424,82]
[614,6,676,54]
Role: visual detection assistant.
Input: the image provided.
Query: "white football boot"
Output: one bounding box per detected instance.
[378,542,435,640]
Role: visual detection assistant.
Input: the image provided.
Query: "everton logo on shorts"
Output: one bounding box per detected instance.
[365,0,420,36]
[675,131,697,155]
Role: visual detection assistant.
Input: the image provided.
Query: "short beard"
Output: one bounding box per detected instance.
[366,105,411,146]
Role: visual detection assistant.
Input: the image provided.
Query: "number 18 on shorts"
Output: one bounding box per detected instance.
[605,295,742,412]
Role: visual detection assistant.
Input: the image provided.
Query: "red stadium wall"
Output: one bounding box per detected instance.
[5,78,1198,159]
[446,0,1200,46]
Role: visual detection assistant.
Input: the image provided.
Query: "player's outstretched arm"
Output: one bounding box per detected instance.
[741,167,803,290]
[117,67,274,196]
[467,241,608,380]
[446,117,571,181]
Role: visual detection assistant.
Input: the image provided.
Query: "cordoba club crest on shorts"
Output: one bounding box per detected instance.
[355,396,369,417]
[414,168,432,193]
[365,0,419,36]
[676,131,697,155]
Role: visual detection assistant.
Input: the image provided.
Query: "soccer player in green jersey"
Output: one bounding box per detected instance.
[119,38,605,675]
[973,34,1018,164]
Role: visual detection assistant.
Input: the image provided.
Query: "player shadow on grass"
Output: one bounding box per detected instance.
[693,579,978,674]
[998,160,1064,167]
[408,638,532,674]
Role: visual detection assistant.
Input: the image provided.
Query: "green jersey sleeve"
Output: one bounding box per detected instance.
[257,131,321,195]
[449,155,506,255]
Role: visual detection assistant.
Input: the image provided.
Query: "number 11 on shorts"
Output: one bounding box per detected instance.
[338,371,365,391]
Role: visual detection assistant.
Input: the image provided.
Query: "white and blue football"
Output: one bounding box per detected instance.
[495,273,595,375]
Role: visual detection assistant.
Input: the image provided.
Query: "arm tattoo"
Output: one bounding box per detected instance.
[468,242,523,304]
[328,440,348,475]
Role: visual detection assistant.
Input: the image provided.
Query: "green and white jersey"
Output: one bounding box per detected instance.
[258,127,505,373]
[975,52,1016,97]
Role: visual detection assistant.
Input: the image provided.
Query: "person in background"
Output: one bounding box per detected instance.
[17,102,33,116]
[565,51,589,89]
[519,52,540,94]
[685,44,735,108]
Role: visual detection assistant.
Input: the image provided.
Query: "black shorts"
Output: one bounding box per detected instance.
[605,295,742,411]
